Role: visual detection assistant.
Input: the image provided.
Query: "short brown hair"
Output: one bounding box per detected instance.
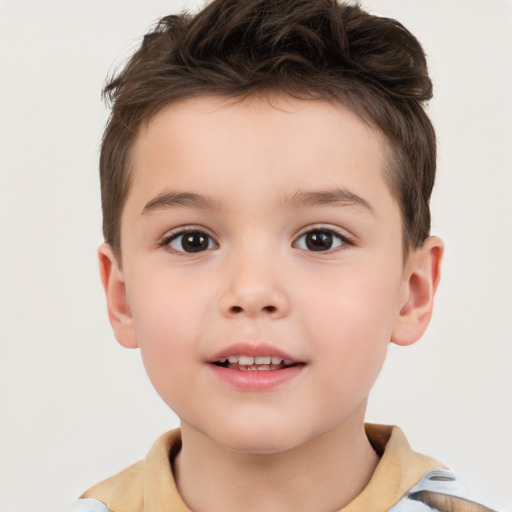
[100,0,435,258]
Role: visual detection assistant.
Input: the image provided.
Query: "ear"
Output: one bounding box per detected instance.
[98,243,138,349]
[391,236,444,346]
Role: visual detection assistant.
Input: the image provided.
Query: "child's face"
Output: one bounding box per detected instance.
[109,95,417,452]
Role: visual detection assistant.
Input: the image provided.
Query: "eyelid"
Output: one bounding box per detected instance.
[292,225,354,252]
[159,225,219,253]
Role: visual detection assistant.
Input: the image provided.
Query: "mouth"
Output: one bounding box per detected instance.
[207,344,305,390]
[212,355,298,371]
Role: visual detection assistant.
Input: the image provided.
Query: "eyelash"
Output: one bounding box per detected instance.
[159,228,219,255]
[292,227,354,253]
[159,226,354,254]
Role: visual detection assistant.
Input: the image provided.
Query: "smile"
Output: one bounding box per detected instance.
[208,343,305,390]
[214,355,295,371]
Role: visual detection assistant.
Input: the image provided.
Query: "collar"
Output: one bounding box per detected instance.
[342,424,446,511]
[83,424,445,512]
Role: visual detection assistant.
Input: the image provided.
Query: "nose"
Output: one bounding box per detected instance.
[218,256,290,319]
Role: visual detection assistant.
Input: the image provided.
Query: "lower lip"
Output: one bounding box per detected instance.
[208,364,304,391]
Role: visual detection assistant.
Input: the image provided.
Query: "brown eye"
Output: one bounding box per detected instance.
[294,229,346,252]
[168,231,217,253]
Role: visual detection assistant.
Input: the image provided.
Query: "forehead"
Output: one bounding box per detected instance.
[125,94,396,223]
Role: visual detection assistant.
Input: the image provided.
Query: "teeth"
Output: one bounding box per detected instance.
[219,355,295,367]
[255,356,272,364]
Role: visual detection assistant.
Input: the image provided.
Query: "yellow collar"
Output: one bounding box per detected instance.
[82,424,445,512]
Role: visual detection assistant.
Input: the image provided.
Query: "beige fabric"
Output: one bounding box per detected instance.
[342,424,447,511]
[81,424,446,512]
[81,430,189,512]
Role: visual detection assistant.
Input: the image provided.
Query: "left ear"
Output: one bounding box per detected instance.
[391,236,444,346]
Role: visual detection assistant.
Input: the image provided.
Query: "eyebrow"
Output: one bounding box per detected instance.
[141,191,223,215]
[141,188,374,216]
[281,189,374,215]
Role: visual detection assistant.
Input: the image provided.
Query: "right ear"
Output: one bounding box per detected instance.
[98,243,138,349]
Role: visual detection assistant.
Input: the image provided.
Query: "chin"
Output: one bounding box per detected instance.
[219,434,300,454]
[205,419,313,455]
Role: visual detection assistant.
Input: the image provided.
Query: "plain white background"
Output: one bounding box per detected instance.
[0,1,510,511]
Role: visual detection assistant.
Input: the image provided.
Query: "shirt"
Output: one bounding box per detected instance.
[72,424,497,512]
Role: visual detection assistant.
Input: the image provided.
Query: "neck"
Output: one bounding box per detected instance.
[174,407,379,512]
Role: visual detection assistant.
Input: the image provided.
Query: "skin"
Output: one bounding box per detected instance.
[99,94,443,512]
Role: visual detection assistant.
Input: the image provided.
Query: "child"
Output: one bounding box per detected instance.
[72,1,498,510]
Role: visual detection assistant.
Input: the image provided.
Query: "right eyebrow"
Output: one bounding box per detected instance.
[141,191,223,215]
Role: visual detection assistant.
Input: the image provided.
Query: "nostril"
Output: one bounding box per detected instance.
[227,304,278,315]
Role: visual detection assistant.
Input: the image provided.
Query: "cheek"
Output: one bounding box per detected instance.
[127,263,211,339]
[300,264,402,389]
[126,273,206,394]
[302,261,401,338]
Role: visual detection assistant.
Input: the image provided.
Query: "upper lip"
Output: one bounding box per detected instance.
[208,342,299,363]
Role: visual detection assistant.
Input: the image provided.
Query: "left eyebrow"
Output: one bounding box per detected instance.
[141,191,223,215]
[281,188,374,215]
